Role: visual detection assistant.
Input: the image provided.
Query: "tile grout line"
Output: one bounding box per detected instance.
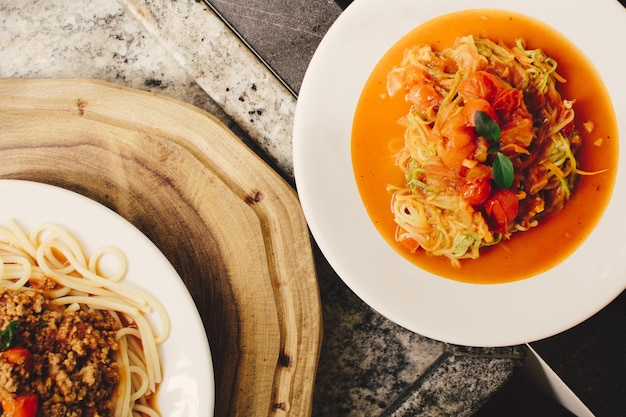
[377,351,452,417]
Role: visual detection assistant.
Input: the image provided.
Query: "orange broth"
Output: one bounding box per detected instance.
[351,9,618,284]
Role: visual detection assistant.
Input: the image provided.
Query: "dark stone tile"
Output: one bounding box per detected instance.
[204,0,341,94]
[312,244,446,416]
[381,352,525,417]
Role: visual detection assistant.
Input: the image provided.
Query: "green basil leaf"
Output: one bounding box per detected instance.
[487,141,501,154]
[475,111,501,142]
[492,152,514,189]
[0,320,19,351]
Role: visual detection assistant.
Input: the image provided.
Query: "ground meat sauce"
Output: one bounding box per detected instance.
[0,287,121,417]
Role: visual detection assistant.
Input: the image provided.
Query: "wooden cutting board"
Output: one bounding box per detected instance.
[0,78,322,417]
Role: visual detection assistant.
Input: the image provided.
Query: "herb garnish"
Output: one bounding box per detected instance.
[0,320,20,351]
[475,111,514,189]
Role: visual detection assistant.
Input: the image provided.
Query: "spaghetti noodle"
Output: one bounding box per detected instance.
[0,220,169,416]
[386,35,589,266]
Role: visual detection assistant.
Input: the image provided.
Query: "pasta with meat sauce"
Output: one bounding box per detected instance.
[0,221,169,417]
[1,288,120,416]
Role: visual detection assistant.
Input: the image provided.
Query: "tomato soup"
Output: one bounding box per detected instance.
[351,9,618,284]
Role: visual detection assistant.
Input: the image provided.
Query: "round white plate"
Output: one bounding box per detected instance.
[0,179,214,415]
[293,0,626,346]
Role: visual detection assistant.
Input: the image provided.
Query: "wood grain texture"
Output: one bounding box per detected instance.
[0,78,322,417]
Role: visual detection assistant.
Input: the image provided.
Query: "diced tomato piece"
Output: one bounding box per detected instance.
[500,113,534,148]
[438,113,477,169]
[399,236,420,253]
[462,98,497,127]
[484,189,519,234]
[406,82,442,115]
[465,163,493,182]
[402,66,429,87]
[1,394,38,417]
[493,88,525,117]
[461,179,492,206]
[458,71,507,103]
[461,164,493,206]
[1,347,33,371]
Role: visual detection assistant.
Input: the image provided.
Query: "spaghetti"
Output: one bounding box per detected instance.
[386,35,589,266]
[0,220,169,416]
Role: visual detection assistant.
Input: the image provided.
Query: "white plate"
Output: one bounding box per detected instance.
[293,0,626,346]
[0,179,214,415]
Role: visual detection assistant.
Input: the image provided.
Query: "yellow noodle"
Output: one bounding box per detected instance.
[387,35,584,264]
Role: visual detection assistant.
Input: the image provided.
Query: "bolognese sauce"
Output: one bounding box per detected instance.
[1,286,120,417]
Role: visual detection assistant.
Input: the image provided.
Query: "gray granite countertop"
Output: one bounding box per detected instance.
[0,1,525,416]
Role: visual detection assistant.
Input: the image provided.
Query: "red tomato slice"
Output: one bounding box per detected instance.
[439,113,477,169]
[462,98,497,127]
[407,82,443,114]
[399,236,420,253]
[461,179,492,206]
[493,88,525,116]
[1,394,38,417]
[484,189,519,233]
[458,71,507,102]
[1,347,33,371]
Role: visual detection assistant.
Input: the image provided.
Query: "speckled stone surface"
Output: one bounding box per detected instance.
[0,1,526,415]
[201,0,342,94]
[120,0,298,179]
[312,243,525,416]
[382,353,523,417]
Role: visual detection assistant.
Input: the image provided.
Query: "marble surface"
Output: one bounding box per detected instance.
[1,0,295,178]
[0,1,525,416]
